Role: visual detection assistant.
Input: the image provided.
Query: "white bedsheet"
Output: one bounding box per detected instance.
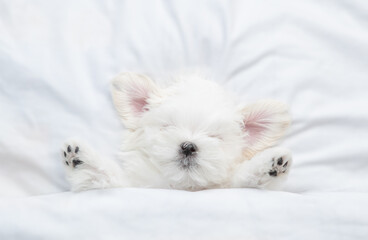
[1,0,368,239]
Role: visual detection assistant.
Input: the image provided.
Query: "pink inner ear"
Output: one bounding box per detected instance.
[129,83,150,115]
[131,96,148,114]
[243,110,271,145]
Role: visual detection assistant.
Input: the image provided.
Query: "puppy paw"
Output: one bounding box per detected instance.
[61,139,124,191]
[231,147,293,189]
[61,139,98,171]
[256,147,292,188]
[61,139,103,191]
[268,153,292,177]
[62,143,84,168]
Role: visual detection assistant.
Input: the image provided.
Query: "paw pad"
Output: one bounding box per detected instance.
[63,144,84,168]
[268,156,290,177]
[277,157,283,165]
[72,159,83,168]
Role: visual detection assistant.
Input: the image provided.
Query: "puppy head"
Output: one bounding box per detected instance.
[112,73,290,189]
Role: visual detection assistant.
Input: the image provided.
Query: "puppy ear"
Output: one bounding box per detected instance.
[111,72,160,129]
[241,100,291,158]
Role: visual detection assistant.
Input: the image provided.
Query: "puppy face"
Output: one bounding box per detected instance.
[112,73,290,189]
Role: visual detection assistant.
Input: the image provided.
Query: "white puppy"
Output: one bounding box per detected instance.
[62,73,292,191]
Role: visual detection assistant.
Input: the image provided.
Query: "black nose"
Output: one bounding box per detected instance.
[180,142,198,157]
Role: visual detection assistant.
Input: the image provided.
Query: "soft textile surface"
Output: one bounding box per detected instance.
[1,189,368,240]
[1,0,368,239]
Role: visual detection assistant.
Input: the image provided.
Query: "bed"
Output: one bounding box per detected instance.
[1,0,368,239]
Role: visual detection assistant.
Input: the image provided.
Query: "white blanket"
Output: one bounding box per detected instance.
[1,0,368,239]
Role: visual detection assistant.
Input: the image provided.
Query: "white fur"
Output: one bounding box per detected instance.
[62,73,292,191]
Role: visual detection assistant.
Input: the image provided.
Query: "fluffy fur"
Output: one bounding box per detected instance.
[62,73,292,191]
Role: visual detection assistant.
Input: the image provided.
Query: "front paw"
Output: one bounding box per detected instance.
[268,152,292,177]
[257,147,292,188]
[62,143,84,168]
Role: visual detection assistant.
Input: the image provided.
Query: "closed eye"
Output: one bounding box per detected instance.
[160,123,172,131]
[209,134,223,140]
